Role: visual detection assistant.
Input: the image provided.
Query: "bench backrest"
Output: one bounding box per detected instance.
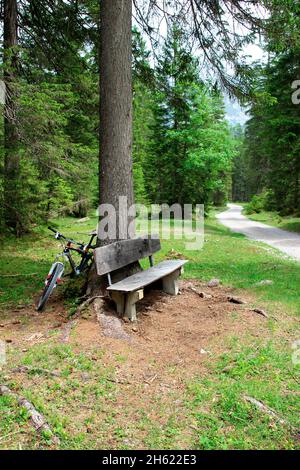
[94,237,161,276]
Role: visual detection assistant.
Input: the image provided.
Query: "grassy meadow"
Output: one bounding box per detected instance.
[0,212,299,449]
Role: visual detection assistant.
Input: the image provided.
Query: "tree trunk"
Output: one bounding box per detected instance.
[3,0,21,235]
[99,0,134,244]
[87,0,135,297]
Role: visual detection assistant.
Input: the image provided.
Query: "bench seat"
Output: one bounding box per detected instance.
[107,259,187,293]
[107,259,187,321]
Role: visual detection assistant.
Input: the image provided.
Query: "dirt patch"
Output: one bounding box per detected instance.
[0,280,273,368]
[90,280,271,380]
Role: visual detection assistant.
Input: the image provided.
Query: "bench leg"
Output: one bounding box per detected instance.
[125,290,144,322]
[110,292,125,315]
[162,269,181,295]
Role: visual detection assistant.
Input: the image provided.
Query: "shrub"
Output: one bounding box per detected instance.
[245,190,275,214]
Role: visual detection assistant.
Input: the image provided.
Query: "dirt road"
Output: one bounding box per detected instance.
[217,204,300,261]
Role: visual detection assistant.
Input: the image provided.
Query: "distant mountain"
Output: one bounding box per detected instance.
[224,96,249,126]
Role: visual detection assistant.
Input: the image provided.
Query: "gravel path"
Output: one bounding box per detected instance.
[217,204,300,261]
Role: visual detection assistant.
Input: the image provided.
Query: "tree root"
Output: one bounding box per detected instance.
[73,295,106,320]
[60,295,106,343]
[11,365,61,378]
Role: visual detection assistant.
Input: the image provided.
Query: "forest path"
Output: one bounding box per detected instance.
[217,204,300,261]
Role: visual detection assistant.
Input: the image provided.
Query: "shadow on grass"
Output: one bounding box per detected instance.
[279,222,300,234]
[0,255,50,307]
[205,223,245,239]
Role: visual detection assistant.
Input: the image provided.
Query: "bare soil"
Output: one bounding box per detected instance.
[1,280,271,383]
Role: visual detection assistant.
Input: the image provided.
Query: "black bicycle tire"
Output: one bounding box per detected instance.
[37,264,64,312]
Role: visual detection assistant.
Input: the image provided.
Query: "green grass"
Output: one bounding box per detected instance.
[1,344,118,449]
[186,339,300,450]
[1,337,299,449]
[246,210,300,235]
[159,215,300,315]
[0,212,300,449]
[0,215,99,309]
[1,213,300,314]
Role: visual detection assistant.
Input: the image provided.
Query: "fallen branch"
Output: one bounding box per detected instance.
[251,308,268,318]
[228,296,247,305]
[12,365,61,378]
[188,286,201,295]
[188,286,212,299]
[243,395,288,426]
[0,385,60,444]
[0,273,38,278]
[60,320,77,344]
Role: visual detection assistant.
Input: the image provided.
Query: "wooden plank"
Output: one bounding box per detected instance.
[107,260,188,293]
[94,237,161,276]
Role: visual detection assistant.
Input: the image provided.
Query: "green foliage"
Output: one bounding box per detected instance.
[2,0,300,235]
[132,35,155,205]
[245,53,300,214]
[0,78,98,230]
[245,190,276,214]
[1,0,99,234]
[245,194,266,214]
[183,88,234,206]
[144,27,235,208]
[231,125,249,203]
[243,4,300,216]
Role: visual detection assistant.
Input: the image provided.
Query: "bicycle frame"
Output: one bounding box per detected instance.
[50,228,97,278]
[45,261,65,285]
[38,228,97,311]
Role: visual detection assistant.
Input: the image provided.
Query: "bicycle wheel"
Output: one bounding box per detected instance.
[37,263,64,312]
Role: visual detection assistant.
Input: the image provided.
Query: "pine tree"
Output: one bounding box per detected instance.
[3,0,21,234]
[145,26,234,207]
[146,26,201,205]
[244,51,300,214]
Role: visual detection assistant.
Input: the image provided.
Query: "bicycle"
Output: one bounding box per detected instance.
[37,227,97,312]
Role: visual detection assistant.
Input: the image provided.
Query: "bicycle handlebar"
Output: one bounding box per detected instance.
[48,226,96,248]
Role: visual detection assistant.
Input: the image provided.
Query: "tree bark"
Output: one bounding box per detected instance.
[99,0,134,244]
[88,0,136,297]
[3,0,21,235]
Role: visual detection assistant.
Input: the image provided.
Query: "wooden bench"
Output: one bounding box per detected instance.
[94,237,187,321]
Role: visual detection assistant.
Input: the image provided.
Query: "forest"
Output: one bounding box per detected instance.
[0,0,300,454]
[232,3,300,215]
[1,2,299,238]
[0,1,241,236]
